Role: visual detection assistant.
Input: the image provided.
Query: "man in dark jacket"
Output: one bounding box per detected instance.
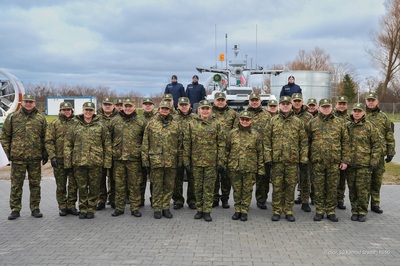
[280,75,302,97]
[186,75,206,106]
[165,75,185,108]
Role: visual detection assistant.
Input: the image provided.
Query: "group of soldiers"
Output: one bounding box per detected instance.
[0,88,395,223]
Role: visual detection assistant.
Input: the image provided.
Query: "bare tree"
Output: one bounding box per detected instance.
[367,0,400,102]
[286,47,331,71]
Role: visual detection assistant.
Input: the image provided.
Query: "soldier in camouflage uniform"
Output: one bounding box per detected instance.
[96,97,119,210]
[172,97,197,210]
[345,103,381,222]
[227,110,265,222]
[211,92,238,208]
[333,96,351,210]
[264,96,308,222]
[267,99,279,117]
[110,98,146,218]
[306,98,319,117]
[245,93,271,210]
[291,93,313,212]
[184,100,225,222]
[139,97,157,206]
[45,102,79,216]
[64,102,112,219]
[306,98,350,222]
[115,98,123,111]
[1,94,48,220]
[162,94,178,114]
[142,100,182,219]
[365,92,396,214]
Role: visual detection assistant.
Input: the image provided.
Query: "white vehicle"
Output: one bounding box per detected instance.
[197,45,284,110]
[0,69,25,127]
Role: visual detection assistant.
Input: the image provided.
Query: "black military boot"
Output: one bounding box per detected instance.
[194,212,203,219]
[8,211,20,220]
[271,214,280,221]
[154,211,162,219]
[358,214,366,222]
[96,202,106,210]
[162,209,173,218]
[294,196,301,204]
[240,213,248,221]
[313,213,323,221]
[86,212,94,219]
[337,201,346,210]
[301,203,311,212]
[31,209,43,218]
[285,214,295,222]
[232,212,241,220]
[327,214,338,222]
[221,200,230,209]
[257,202,267,209]
[212,200,219,208]
[131,210,142,217]
[371,206,383,214]
[67,208,80,215]
[203,212,212,222]
[351,214,359,221]
[59,209,68,216]
[111,210,124,217]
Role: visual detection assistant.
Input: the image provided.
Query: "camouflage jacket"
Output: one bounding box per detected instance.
[97,107,119,130]
[306,113,351,164]
[212,105,238,132]
[366,107,396,157]
[141,113,182,169]
[183,116,225,167]
[45,113,75,163]
[264,111,308,164]
[334,109,350,122]
[346,115,381,167]
[173,109,197,132]
[64,114,112,168]
[110,111,146,161]
[293,105,313,126]
[141,109,157,123]
[226,124,265,175]
[245,106,271,137]
[308,110,318,117]
[1,107,47,162]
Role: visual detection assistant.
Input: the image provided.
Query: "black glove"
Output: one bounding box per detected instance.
[299,163,308,171]
[42,157,48,165]
[385,156,393,163]
[51,158,58,168]
[184,165,191,173]
[216,164,225,174]
[265,162,272,170]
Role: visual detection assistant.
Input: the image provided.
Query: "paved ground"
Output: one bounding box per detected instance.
[0,174,399,266]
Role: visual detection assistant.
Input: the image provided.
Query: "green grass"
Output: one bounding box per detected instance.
[387,113,400,122]
[383,162,400,184]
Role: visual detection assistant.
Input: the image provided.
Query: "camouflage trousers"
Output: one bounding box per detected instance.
[75,166,102,214]
[271,163,297,215]
[370,157,385,207]
[193,166,217,213]
[114,160,142,212]
[255,167,270,204]
[53,164,78,210]
[312,163,340,215]
[295,163,311,203]
[337,169,346,204]
[230,171,256,214]
[150,167,176,212]
[213,171,231,203]
[173,166,195,206]
[345,167,372,215]
[98,165,115,205]
[140,167,153,205]
[10,160,42,212]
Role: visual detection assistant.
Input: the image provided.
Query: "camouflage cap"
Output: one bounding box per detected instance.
[102,97,114,104]
[159,100,172,109]
[59,102,73,110]
[163,94,173,101]
[83,102,95,110]
[115,98,123,105]
[249,93,260,100]
[123,98,135,106]
[292,93,303,101]
[279,96,292,103]
[22,94,35,102]
[268,99,278,106]
[337,96,348,103]
[142,97,154,104]
[353,102,365,111]
[199,100,212,108]
[366,92,378,100]
[178,97,190,105]
[239,110,252,119]
[319,98,332,107]
[307,98,317,106]
[214,92,226,99]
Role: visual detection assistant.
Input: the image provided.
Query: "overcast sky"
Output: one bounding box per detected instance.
[0,0,386,96]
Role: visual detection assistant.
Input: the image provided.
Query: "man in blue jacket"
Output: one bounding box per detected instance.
[186,75,206,106]
[165,75,185,109]
[280,75,302,97]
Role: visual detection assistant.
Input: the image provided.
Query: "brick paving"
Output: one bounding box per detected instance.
[0,178,399,265]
